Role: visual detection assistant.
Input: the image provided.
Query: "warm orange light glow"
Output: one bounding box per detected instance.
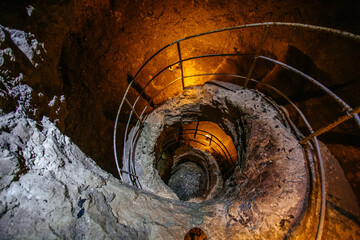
[182,121,237,162]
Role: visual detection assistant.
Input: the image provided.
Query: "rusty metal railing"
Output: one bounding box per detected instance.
[113,22,360,240]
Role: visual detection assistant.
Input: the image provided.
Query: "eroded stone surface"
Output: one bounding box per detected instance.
[0,1,359,238]
[129,83,312,238]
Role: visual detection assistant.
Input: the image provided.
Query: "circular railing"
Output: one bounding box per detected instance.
[157,127,235,178]
[159,128,233,164]
[113,22,360,239]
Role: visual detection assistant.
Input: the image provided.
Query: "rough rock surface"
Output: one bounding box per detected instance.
[0,1,359,239]
[130,83,310,238]
[0,111,146,239]
[168,162,206,201]
[1,0,359,197]
[60,0,360,192]
[0,94,359,239]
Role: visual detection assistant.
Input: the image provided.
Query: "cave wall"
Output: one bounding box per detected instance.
[1,0,360,238]
[2,0,359,182]
[59,0,360,194]
[0,86,358,239]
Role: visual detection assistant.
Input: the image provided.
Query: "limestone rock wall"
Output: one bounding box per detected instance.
[1,0,360,189]
[0,111,146,239]
[0,0,360,239]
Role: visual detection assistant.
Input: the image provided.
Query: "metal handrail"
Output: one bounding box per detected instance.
[157,128,233,166]
[256,56,360,127]
[130,22,360,82]
[183,129,233,163]
[157,135,230,172]
[113,22,360,240]
[128,53,253,114]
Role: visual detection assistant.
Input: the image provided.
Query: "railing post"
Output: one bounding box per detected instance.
[194,120,199,138]
[177,41,185,90]
[209,135,213,146]
[244,26,270,88]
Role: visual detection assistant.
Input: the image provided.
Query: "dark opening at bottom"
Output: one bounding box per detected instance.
[184,228,208,240]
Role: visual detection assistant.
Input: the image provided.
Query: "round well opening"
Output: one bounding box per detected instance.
[155,121,237,201]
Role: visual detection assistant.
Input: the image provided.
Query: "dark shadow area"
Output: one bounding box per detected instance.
[184,228,208,240]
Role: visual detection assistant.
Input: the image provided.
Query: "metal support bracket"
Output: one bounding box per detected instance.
[125,97,143,124]
[244,26,270,88]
